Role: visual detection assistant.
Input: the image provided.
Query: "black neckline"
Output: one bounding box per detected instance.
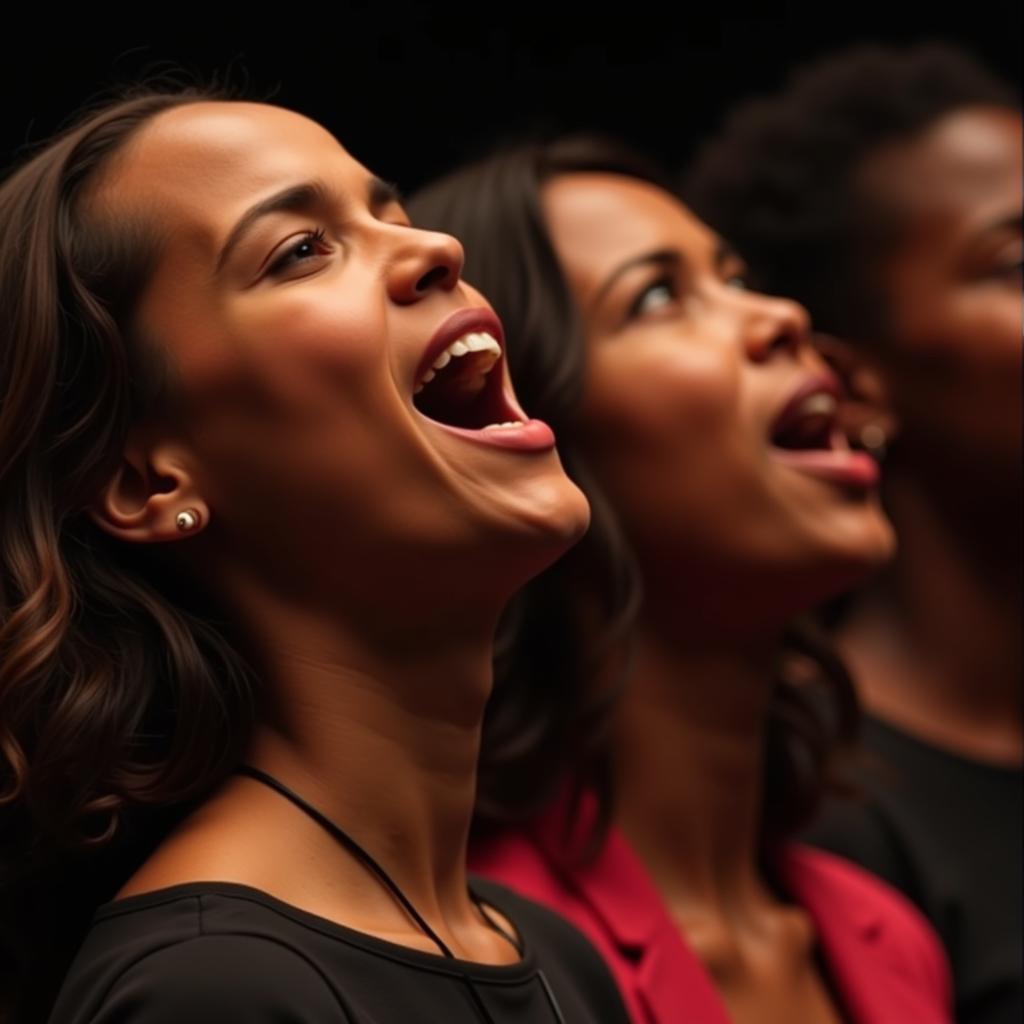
[93,879,540,981]
[233,764,524,964]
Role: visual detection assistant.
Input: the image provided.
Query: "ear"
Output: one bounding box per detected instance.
[812,332,900,458]
[89,431,209,544]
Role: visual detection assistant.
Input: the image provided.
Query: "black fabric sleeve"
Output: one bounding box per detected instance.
[83,934,351,1023]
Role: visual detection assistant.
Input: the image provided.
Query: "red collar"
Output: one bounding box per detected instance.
[521,790,942,1024]
[528,788,888,949]
[526,787,675,951]
[780,843,887,946]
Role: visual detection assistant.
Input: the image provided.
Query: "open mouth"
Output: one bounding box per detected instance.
[770,390,840,452]
[413,330,524,431]
[768,374,878,488]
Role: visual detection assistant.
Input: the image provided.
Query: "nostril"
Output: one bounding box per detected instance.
[415,266,450,293]
[762,325,802,361]
[749,332,787,363]
[773,330,797,354]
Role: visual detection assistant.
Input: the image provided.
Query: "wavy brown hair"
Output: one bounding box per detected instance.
[0,77,267,1022]
[409,138,859,858]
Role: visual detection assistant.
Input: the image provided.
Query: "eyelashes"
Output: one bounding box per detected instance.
[626,275,678,319]
[262,214,417,278]
[267,226,330,276]
[625,267,752,322]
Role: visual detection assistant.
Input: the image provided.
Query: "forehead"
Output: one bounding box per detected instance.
[91,101,365,246]
[541,173,715,288]
[861,106,1022,229]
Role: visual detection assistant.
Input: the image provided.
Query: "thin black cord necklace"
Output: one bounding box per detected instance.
[235,764,567,1024]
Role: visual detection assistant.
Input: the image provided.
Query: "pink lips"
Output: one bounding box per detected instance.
[769,371,880,489]
[415,306,556,452]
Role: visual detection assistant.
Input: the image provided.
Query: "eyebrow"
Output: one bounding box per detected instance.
[589,239,743,313]
[213,175,403,275]
[589,248,681,313]
[714,238,745,269]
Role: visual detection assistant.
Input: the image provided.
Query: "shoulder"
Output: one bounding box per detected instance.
[784,844,952,999]
[787,844,933,937]
[470,877,631,1024]
[48,888,348,1023]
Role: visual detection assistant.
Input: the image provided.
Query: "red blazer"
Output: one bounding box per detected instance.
[470,794,953,1024]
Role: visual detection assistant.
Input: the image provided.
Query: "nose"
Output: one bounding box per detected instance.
[739,292,811,364]
[386,227,465,304]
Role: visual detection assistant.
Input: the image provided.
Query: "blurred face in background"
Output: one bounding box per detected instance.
[540,173,894,631]
[857,105,1022,481]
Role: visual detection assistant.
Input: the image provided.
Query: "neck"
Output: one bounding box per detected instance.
[842,465,1023,763]
[613,609,781,916]
[232,581,501,924]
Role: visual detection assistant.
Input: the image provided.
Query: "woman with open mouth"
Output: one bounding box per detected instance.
[410,140,952,1023]
[0,84,632,1024]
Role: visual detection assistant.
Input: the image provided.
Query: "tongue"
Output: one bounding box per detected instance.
[772,413,833,451]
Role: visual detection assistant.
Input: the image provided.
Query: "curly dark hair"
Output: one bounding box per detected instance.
[682,43,1018,340]
[0,75,271,1022]
[409,137,859,860]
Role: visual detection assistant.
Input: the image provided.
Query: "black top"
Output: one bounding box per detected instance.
[47,877,630,1023]
[805,715,1023,1024]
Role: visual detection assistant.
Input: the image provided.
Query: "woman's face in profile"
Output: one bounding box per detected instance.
[859,105,1022,476]
[89,102,588,609]
[541,173,894,622]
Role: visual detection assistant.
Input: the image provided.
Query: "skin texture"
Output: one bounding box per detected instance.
[87,101,589,962]
[545,174,895,635]
[541,173,895,1023]
[830,106,1023,762]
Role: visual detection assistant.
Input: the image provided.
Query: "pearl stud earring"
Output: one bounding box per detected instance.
[175,509,201,532]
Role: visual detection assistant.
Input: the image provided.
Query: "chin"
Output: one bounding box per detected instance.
[523,474,592,547]
[754,502,894,617]
[495,473,591,577]
[810,512,897,602]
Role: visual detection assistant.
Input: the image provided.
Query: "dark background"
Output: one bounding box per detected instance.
[2,1,1020,191]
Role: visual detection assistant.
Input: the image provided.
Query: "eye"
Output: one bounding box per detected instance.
[627,276,678,318]
[267,227,331,276]
[722,262,751,290]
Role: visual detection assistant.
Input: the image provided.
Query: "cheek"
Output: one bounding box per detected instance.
[582,339,740,448]
[222,284,386,406]
[893,277,1020,367]
[887,280,1022,451]
[166,285,406,508]
[578,339,750,536]
[169,283,394,457]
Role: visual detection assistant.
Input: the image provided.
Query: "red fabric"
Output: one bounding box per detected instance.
[470,794,953,1024]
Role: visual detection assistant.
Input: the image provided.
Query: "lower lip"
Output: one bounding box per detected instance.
[434,418,557,452]
[770,448,880,488]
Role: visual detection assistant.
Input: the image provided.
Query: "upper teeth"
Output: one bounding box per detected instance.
[795,392,837,418]
[415,331,501,393]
